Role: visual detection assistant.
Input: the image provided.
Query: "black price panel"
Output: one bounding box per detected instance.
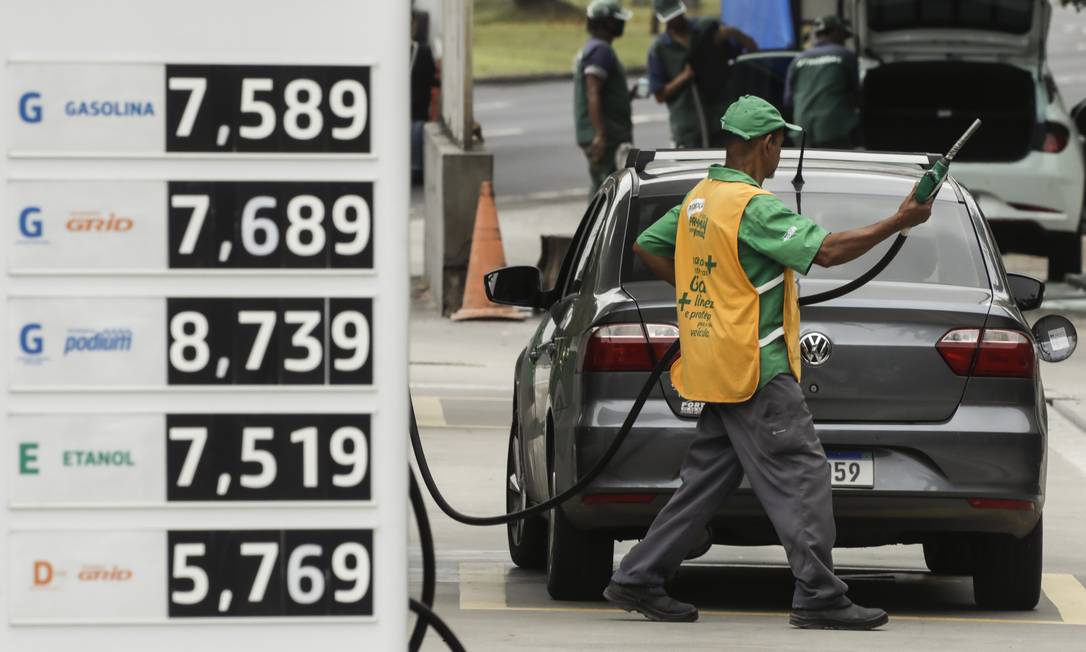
[165,65,370,153]
[167,181,373,269]
[166,298,372,385]
[166,414,370,501]
[167,529,373,617]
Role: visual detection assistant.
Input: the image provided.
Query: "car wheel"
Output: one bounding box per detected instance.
[546,472,614,601]
[1046,231,1082,282]
[923,535,973,575]
[972,517,1042,610]
[506,421,546,569]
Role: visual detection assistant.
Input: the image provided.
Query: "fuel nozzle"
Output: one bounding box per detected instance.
[913,119,982,204]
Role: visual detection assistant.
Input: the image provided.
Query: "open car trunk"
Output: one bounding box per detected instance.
[862,61,1036,162]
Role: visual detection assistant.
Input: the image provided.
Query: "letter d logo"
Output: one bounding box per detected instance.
[33,560,53,586]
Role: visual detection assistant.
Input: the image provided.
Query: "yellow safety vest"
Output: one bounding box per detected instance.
[671,179,803,403]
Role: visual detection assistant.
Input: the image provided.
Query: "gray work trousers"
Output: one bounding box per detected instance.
[612,374,851,610]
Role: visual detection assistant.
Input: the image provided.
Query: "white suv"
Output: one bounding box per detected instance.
[855,0,1085,279]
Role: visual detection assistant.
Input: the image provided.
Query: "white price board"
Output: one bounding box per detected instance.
[9,413,374,507]
[7,179,375,272]
[9,528,375,623]
[1,0,408,649]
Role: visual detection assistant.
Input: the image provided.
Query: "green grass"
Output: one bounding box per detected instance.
[474,0,722,79]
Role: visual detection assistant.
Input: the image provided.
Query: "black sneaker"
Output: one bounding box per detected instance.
[789,603,889,630]
[603,581,699,623]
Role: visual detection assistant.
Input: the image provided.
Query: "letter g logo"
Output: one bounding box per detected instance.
[20,323,43,355]
[19,207,42,239]
[19,92,42,124]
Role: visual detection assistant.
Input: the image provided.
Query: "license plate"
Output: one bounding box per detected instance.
[827,451,873,488]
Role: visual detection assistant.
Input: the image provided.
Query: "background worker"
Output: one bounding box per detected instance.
[647,0,758,148]
[574,0,634,193]
[783,15,860,148]
[602,95,933,629]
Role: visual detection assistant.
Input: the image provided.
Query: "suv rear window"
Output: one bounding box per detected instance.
[624,191,987,289]
[868,0,1033,34]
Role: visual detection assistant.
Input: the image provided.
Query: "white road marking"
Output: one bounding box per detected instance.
[475,100,513,112]
[1042,574,1086,626]
[498,187,588,204]
[412,396,446,428]
[484,126,526,139]
[632,113,667,125]
[458,562,508,610]
[410,382,511,393]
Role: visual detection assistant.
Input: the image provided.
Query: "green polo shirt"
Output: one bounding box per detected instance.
[636,165,829,390]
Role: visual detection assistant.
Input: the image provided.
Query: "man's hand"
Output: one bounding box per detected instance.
[894,188,934,231]
[633,242,676,286]
[590,133,606,164]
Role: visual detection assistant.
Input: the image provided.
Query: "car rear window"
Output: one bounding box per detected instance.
[868,0,1034,35]
[624,192,988,289]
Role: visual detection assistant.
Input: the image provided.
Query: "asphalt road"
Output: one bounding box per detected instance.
[474,5,1086,201]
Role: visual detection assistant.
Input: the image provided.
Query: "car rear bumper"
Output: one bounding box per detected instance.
[562,398,1045,544]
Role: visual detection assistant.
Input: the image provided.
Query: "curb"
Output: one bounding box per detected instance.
[477,66,647,86]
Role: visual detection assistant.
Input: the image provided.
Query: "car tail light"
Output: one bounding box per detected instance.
[581,323,678,372]
[1040,122,1070,153]
[937,328,1035,378]
[968,498,1035,511]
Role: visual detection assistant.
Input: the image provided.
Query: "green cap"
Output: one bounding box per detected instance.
[813,14,852,36]
[587,0,632,21]
[719,95,802,140]
[653,0,686,22]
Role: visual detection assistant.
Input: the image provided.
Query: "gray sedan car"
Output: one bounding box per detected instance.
[487,149,1066,610]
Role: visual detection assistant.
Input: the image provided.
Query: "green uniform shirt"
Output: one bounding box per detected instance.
[574,37,633,147]
[783,41,860,147]
[647,19,732,148]
[636,165,829,389]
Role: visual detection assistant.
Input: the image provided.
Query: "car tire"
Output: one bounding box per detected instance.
[972,517,1043,610]
[923,535,973,575]
[506,421,546,570]
[546,472,614,601]
[1047,231,1082,282]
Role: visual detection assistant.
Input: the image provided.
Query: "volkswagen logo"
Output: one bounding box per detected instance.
[800,332,832,366]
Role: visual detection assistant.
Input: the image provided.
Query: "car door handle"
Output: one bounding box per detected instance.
[529,341,556,362]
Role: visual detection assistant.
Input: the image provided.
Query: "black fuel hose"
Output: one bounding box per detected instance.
[409,338,681,527]
[408,472,436,651]
[798,233,907,307]
[409,599,467,652]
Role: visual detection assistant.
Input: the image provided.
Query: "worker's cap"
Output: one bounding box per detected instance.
[653,0,686,22]
[812,14,852,36]
[720,95,802,140]
[587,0,633,21]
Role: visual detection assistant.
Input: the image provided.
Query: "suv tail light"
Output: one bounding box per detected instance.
[1040,122,1070,153]
[582,323,678,372]
[937,328,1035,378]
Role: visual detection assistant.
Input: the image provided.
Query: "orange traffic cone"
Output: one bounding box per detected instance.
[451,181,526,321]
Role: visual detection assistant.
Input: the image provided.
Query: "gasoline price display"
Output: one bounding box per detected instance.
[168,181,373,269]
[166,414,370,501]
[167,529,373,617]
[165,65,369,153]
[167,298,371,385]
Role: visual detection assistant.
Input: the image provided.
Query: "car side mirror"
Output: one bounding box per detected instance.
[484,266,542,308]
[1032,314,1078,363]
[1006,273,1044,312]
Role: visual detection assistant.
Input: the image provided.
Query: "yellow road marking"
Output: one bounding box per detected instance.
[453,564,1086,626]
[412,396,445,428]
[458,562,508,610]
[1042,574,1086,626]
